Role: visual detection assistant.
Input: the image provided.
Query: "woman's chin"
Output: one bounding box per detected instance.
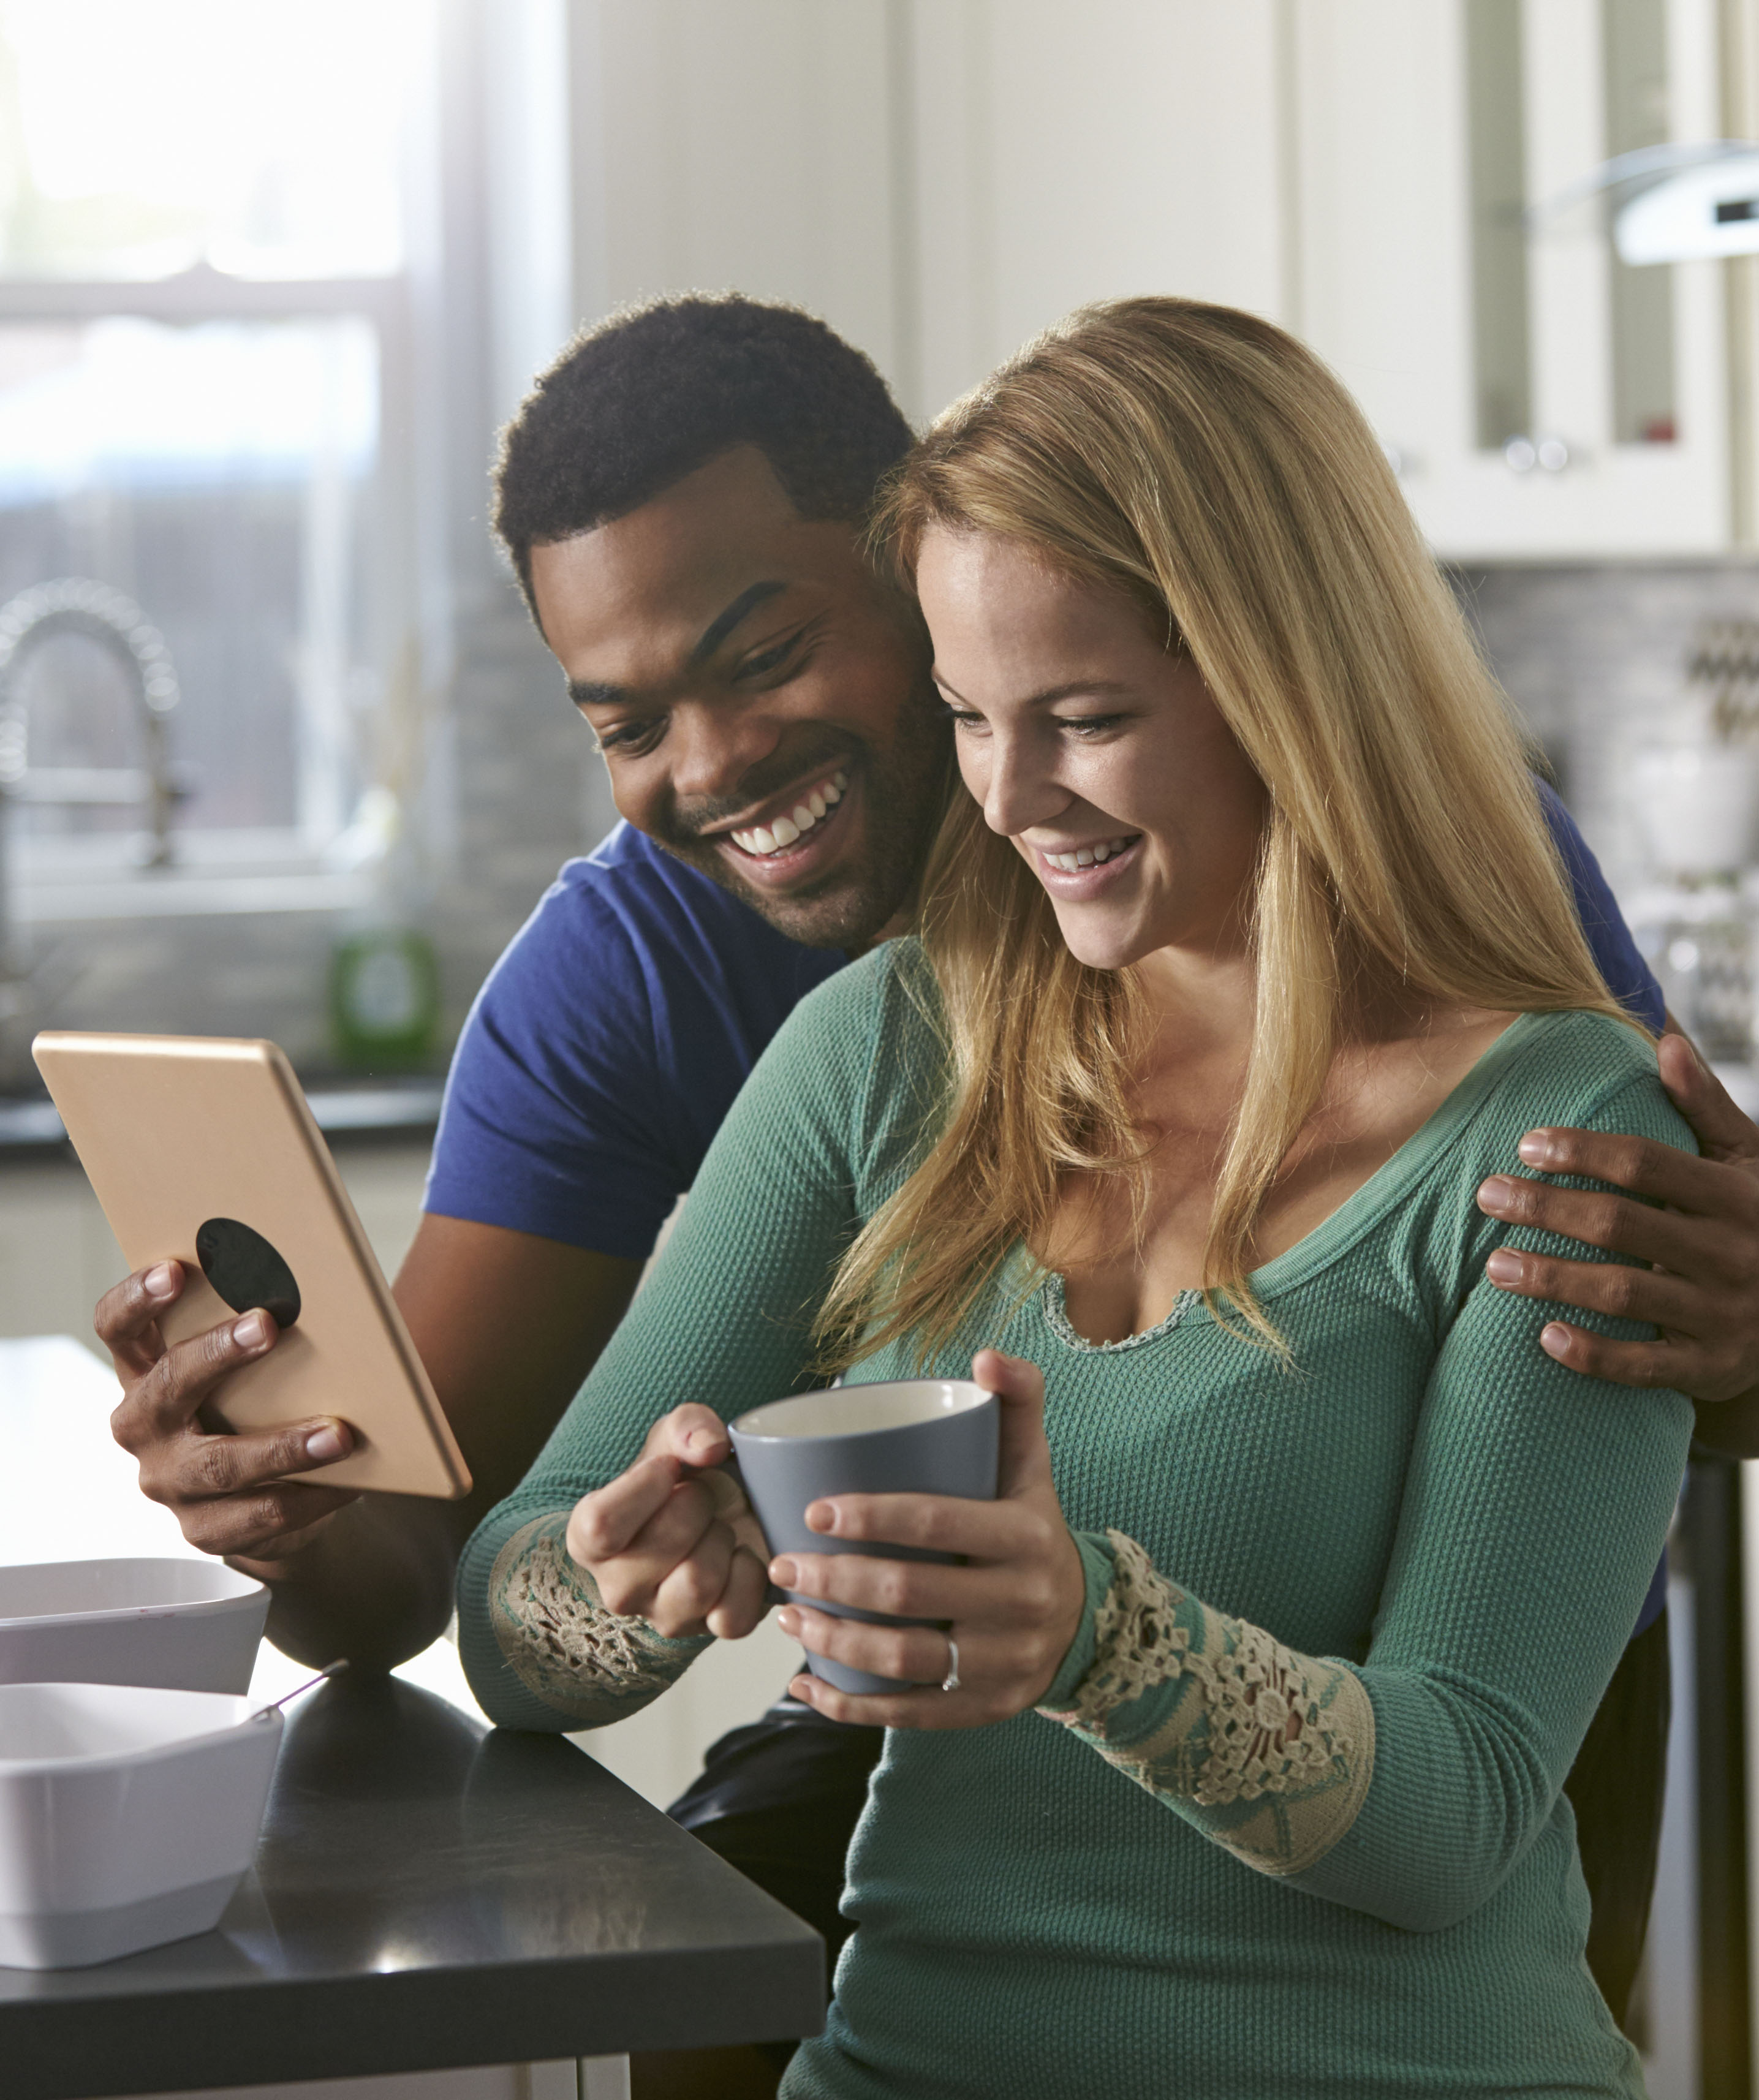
[1051,912,1154,974]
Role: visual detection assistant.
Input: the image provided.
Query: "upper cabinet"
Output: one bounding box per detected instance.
[577,0,1755,559]
[1294,0,1733,557]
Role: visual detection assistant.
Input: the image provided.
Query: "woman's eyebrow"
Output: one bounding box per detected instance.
[932,671,1135,706]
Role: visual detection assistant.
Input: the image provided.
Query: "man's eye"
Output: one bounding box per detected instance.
[736,630,804,681]
[596,719,663,754]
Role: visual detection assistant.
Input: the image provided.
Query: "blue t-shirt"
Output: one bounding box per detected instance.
[426,784,1665,1254]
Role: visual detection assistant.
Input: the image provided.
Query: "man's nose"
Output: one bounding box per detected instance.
[667,703,784,805]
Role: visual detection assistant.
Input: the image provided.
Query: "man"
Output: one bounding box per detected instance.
[97,296,1759,2082]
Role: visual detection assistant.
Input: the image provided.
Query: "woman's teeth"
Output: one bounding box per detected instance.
[731,771,849,857]
[1044,835,1137,872]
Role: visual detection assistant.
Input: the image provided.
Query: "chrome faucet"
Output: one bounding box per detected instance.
[0,576,187,989]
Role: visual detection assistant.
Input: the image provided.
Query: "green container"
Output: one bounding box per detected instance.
[328,927,440,1070]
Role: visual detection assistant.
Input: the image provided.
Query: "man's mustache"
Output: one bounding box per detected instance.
[663,742,860,844]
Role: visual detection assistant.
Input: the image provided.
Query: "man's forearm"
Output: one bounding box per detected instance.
[238,1494,464,1674]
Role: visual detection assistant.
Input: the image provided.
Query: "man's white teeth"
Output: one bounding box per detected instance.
[730,772,846,858]
[1045,836,1135,872]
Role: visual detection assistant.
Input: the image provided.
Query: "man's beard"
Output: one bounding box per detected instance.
[653,689,952,950]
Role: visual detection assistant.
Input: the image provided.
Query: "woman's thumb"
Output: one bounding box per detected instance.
[973,1347,1051,1495]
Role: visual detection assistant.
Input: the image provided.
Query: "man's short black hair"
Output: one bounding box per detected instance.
[493,293,915,613]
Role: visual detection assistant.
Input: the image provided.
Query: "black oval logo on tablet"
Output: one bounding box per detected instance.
[195,1217,301,1330]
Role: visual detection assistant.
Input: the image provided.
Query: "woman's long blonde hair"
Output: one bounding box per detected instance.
[816,297,1631,1369]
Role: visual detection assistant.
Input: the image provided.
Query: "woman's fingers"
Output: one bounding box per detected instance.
[705,1546,771,1641]
[773,1546,1033,1625]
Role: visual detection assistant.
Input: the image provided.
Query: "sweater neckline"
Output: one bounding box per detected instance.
[1040,1009,1561,1350]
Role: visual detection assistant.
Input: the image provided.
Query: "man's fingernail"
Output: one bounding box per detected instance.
[771,1557,798,1588]
[806,1500,836,1533]
[234,1310,273,1350]
[1540,1323,1571,1359]
[305,1424,348,1462]
[143,1262,177,1299]
[1485,1249,1523,1285]
[1516,1133,1553,1166]
[1478,1176,1516,1209]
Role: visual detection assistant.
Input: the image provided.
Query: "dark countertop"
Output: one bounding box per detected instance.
[0,1078,446,1155]
[1,1675,825,2100]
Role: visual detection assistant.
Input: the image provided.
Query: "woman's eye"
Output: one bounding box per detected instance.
[944,706,986,731]
[1057,714,1124,738]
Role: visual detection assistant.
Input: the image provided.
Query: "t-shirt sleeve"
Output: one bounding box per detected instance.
[1539,781,1665,1032]
[422,881,687,1261]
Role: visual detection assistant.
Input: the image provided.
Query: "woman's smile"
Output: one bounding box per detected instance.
[1030,831,1143,890]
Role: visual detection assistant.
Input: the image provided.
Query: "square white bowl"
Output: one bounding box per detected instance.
[0,1680,281,1968]
[0,1558,268,1694]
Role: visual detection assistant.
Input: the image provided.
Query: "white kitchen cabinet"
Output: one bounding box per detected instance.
[903,0,1287,423]
[1294,0,1733,557]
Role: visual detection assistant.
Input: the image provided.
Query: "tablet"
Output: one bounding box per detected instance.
[32,1031,471,1501]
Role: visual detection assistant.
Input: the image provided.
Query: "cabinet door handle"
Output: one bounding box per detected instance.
[1504,436,1571,474]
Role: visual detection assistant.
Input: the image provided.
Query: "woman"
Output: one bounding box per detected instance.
[458,299,1692,2098]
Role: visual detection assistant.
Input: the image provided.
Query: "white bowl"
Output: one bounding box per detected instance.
[0,1558,268,1694]
[0,1680,281,1968]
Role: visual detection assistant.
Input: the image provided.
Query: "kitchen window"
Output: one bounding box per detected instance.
[0,0,431,916]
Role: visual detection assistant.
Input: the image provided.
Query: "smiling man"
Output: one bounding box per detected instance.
[94,296,1759,2088]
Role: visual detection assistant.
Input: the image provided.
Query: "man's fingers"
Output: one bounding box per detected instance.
[1496,1124,1754,1221]
[174,1481,360,1560]
[1483,1245,1703,1332]
[93,1261,185,1377]
[136,1414,355,1510]
[1530,1320,1693,1391]
[1656,1031,1759,1166]
[111,1310,278,1453]
[1477,1174,1731,1278]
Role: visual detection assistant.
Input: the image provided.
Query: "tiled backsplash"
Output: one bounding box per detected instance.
[1455,561,1759,893]
[9,559,1759,1090]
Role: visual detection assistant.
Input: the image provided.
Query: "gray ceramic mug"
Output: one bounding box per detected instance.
[728,1378,999,1696]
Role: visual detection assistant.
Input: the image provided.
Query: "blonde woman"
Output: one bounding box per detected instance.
[458,300,1692,2098]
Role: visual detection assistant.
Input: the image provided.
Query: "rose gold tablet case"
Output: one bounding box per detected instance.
[31,1031,471,1500]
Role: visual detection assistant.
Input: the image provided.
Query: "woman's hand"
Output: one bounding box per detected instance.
[773,1349,1088,1729]
[565,1405,771,1640]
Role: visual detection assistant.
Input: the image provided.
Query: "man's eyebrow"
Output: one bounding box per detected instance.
[565,581,790,711]
[932,671,1135,707]
[690,580,787,663]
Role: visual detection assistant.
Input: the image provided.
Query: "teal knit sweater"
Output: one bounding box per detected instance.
[457,942,1695,2099]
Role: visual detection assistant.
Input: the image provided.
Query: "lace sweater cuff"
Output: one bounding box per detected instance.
[485,1511,709,1728]
[1037,1528,1375,1879]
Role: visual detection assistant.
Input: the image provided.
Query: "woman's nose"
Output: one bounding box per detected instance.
[977,733,1065,839]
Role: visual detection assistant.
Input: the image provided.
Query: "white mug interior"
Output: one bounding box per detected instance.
[732,1377,993,1441]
